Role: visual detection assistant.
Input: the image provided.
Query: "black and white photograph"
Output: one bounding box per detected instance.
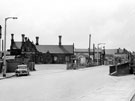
[0,0,135,101]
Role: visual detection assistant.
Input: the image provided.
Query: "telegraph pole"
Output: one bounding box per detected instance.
[89,34,91,63]
[93,43,95,64]
[0,25,2,52]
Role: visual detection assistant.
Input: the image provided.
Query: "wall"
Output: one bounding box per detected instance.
[109,62,130,76]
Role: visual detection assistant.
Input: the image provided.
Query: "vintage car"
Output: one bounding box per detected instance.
[15,64,30,76]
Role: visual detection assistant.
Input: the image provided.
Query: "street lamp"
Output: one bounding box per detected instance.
[97,43,105,65]
[0,25,2,52]
[3,17,17,77]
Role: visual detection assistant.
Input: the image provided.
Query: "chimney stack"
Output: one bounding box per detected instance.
[11,34,14,40]
[10,34,14,50]
[22,34,25,43]
[36,36,39,45]
[25,37,27,42]
[11,33,14,43]
[59,35,62,46]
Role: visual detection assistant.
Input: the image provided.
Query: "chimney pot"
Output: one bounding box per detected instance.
[22,34,25,43]
[36,36,39,45]
[11,34,14,40]
[25,37,27,41]
[59,35,62,46]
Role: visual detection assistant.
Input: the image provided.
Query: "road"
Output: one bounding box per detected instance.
[0,64,134,101]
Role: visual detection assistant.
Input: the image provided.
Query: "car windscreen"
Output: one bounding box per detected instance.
[18,66,27,69]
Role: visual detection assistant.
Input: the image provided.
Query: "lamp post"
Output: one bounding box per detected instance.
[97,43,105,65]
[3,17,17,77]
[0,25,2,52]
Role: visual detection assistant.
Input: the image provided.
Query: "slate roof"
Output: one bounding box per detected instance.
[12,42,22,49]
[12,41,74,54]
[74,48,102,53]
[36,45,74,54]
[74,48,119,55]
[15,42,22,49]
[105,49,117,55]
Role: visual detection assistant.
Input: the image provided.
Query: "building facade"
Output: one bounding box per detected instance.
[74,48,130,65]
[74,48,105,65]
[10,34,74,64]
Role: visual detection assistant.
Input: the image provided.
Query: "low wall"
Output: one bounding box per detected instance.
[7,60,22,72]
[109,62,130,76]
[117,63,130,75]
[130,65,135,74]
[109,65,116,75]
[7,60,35,72]
[0,61,3,73]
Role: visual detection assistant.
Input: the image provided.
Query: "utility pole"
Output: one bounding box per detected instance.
[103,46,105,65]
[93,43,95,64]
[97,44,99,65]
[3,17,17,77]
[88,34,91,63]
[0,25,2,52]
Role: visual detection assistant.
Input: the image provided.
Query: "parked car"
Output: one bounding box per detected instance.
[15,64,30,76]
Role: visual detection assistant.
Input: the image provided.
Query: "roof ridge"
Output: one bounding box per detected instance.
[36,45,73,46]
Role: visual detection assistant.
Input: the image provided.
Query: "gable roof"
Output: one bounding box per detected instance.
[12,41,22,49]
[15,42,22,49]
[36,45,74,54]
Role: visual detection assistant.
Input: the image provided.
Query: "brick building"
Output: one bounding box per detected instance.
[74,48,105,65]
[10,34,74,64]
[74,48,130,65]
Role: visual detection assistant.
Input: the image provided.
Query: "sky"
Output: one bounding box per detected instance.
[0,0,135,51]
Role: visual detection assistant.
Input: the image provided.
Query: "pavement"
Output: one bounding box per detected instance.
[80,75,135,101]
[0,72,15,80]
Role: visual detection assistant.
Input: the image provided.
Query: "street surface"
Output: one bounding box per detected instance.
[0,64,135,101]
